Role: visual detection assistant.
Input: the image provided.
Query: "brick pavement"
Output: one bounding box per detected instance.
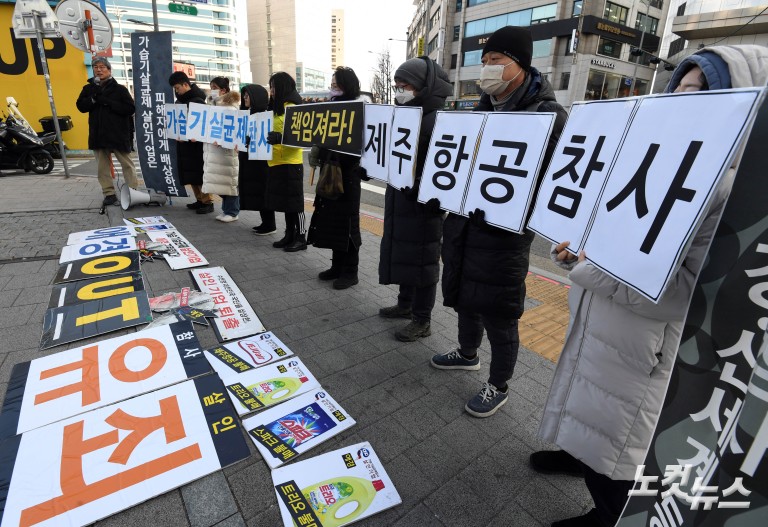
[0,173,592,527]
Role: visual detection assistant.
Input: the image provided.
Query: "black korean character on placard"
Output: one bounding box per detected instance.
[477,140,527,204]
[391,127,413,173]
[548,135,607,218]
[365,122,388,167]
[431,134,470,191]
[606,141,700,254]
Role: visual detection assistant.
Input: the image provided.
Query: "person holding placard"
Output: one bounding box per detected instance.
[431,26,567,418]
[533,45,768,527]
[307,67,365,289]
[265,72,307,252]
[377,57,452,341]
[202,77,241,223]
[168,71,212,214]
[238,84,276,235]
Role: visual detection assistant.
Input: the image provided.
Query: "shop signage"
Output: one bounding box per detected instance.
[591,58,616,69]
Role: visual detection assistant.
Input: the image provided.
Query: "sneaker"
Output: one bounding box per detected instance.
[215,213,225,220]
[196,203,214,214]
[551,508,601,527]
[529,450,584,477]
[395,320,431,342]
[102,194,118,206]
[218,215,239,223]
[430,348,480,371]
[465,382,508,418]
[378,305,412,319]
[252,225,277,235]
[187,200,203,209]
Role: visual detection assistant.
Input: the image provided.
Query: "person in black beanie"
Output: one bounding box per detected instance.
[431,26,568,418]
[377,57,452,342]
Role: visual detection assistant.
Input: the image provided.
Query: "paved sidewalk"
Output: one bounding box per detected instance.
[0,174,591,527]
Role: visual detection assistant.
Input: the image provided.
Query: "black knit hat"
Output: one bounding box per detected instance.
[482,26,533,70]
[394,57,428,91]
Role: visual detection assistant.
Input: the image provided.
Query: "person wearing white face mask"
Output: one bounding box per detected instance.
[431,26,568,419]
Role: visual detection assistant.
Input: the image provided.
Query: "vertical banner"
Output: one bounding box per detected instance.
[388,106,422,190]
[247,111,273,160]
[131,31,185,197]
[617,99,768,526]
[360,104,394,183]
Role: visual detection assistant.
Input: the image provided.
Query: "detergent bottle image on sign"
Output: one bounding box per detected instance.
[247,377,304,405]
[302,477,385,526]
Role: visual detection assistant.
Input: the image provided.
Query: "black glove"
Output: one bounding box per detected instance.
[468,208,488,228]
[357,166,371,181]
[402,186,419,202]
[267,131,283,145]
[424,197,442,214]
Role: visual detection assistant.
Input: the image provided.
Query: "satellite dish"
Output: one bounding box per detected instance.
[55,0,113,54]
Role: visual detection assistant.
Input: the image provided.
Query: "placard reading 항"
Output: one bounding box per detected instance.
[224,358,320,415]
[0,375,250,527]
[388,106,422,190]
[272,441,400,527]
[283,101,364,155]
[418,111,485,213]
[584,88,763,301]
[146,229,208,270]
[360,104,394,183]
[462,111,555,233]
[60,238,138,264]
[2,321,208,438]
[66,226,139,246]
[54,252,142,285]
[529,98,638,253]
[244,389,355,469]
[204,332,294,379]
[247,111,273,160]
[190,266,266,340]
[48,272,145,309]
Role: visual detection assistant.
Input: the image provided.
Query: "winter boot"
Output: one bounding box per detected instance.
[332,266,359,290]
[318,259,342,281]
[272,229,295,249]
[284,232,307,252]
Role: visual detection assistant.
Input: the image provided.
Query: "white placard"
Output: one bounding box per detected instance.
[247,111,274,160]
[360,104,395,183]
[418,111,485,213]
[223,357,320,415]
[217,107,239,149]
[234,110,250,152]
[584,89,763,301]
[529,99,638,251]
[1,321,209,437]
[388,106,423,190]
[123,216,169,226]
[59,238,137,263]
[66,226,139,246]
[164,103,183,140]
[0,376,250,527]
[203,332,295,379]
[132,222,176,233]
[462,112,556,233]
[146,229,208,270]
[243,389,356,469]
[272,441,401,526]
[190,266,266,340]
[185,102,211,143]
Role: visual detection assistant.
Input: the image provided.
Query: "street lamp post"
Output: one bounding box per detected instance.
[629,0,651,97]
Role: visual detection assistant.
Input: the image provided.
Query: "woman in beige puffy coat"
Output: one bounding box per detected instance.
[202,77,240,222]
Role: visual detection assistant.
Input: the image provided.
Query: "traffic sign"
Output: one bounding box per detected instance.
[169,3,198,16]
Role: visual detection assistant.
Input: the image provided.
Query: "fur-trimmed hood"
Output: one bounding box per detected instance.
[207,90,241,109]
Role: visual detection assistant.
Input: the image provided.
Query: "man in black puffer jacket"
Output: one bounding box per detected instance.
[431,26,568,418]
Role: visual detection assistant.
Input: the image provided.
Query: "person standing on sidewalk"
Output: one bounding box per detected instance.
[377,57,451,341]
[430,26,567,418]
[266,72,307,252]
[307,67,364,289]
[76,57,138,206]
[532,45,768,527]
[202,77,240,223]
[238,84,276,235]
[168,71,213,214]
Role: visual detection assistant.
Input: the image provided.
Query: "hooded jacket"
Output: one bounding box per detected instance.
[441,69,567,317]
[238,84,270,211]
[174,83,207,187]
[202,90,240,196]
[76,76,135,152]
[539,45,768,481]
[379,57,452,287]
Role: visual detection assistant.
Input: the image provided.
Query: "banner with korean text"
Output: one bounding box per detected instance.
[617,98,768,527]
[0,375,250,527]
[247,111,273,160]
[54,252,142,285]
[204,332,294,379]
[130,31,185,197]
[146,229,208,270]
[283,101,364,155]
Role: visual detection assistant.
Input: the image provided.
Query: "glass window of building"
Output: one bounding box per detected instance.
[629,50,652,66]
[531,4,557,24]
[460,80,482,98]
[585,70,606,100]
[463,49,482,66]
[596,37,622,59]
[635,13,659,35]
[560,72,571,90]
[603,2,628,25]
[532,39,552,58]
[463,4,556,37]
[572,0,582,17]
[427,35,439,54]
[454,25,461,41]
[451,54,458,68]
[456,0,462,12]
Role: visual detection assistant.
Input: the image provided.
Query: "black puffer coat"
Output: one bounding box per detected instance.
[239,84,270,211]
[441,69,568,318]
[76,77,135,152]
[379,58,452,287]
[174,83,206,186]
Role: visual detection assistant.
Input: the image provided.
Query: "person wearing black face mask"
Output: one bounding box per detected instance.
[376,57,452,342]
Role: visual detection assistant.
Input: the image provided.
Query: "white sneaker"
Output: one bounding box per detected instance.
[215,213,226,221]
[219,215,239,223]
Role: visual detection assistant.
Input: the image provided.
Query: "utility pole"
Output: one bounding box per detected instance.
[629,0,651,97]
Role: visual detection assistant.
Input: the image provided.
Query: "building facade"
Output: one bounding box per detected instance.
[331,9,345,71]
[408,0,672,109]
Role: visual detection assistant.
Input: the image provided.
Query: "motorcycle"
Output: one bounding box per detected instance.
[0,114,55,174]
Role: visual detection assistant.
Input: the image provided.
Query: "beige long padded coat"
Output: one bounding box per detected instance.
[201,90,240,197]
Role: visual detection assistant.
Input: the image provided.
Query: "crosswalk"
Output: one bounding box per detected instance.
[50,159,90,175]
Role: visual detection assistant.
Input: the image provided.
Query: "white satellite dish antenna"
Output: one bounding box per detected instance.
[55,0,113,54]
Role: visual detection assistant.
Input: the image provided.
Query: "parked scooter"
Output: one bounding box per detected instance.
[0,114,55,174]
[5,97,69,159]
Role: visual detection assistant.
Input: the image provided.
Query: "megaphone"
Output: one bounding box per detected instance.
[120,185,167,210]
